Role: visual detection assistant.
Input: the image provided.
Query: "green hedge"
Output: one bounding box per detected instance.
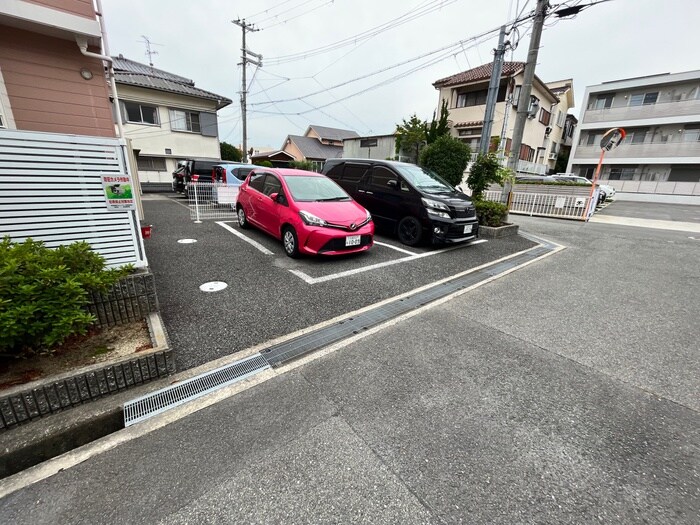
[474,199,508,227]
[0,237,130,357]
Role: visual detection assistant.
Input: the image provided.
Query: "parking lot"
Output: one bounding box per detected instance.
[142,194,537,370]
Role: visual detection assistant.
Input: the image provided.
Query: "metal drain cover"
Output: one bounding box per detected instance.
[200,281,228,292]
[178,238,197,244]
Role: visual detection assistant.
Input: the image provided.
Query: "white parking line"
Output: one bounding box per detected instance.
[216,221,274,255]
[289,239,488,284]
[373,241,418,256]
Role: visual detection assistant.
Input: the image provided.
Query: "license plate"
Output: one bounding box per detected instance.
[345,235,361,247]
[463,224,473,234]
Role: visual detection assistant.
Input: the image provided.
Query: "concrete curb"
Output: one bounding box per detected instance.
[479,224,520,238]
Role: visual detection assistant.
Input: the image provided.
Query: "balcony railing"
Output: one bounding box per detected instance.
[516,159,547,175]
[573,139,700,160]
[582,97,700,124]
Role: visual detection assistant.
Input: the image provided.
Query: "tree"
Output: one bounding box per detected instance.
[395,114,426,164]
[554,148,570,173]
[220,142,242,162]
[425,99,450,145]
[467,152,506,200]
[419,135,471,187]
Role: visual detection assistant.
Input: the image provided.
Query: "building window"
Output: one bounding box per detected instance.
[169,109,201,133]
[122,101,159,125]
[360,138,378,148]
[629,92,658,107]
[519,144,535,162]
[539,108,551,126]
[136,156,167,171]
[555,110,564,127]
[457,128,481,136]
[528,96,540,116]
[592,94,614,110]
[456,89,488,108]
[629,130,648,144]
[512,85,521,107]
[609,167,637,180]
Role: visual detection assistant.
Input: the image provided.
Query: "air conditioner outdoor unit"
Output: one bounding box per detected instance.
[548,152,558,160]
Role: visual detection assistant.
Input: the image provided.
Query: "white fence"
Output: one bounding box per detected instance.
[483,190,592,221]
[0,129,146,268]
[188,182,238,221]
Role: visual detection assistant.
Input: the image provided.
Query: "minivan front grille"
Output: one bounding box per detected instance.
[451,206,476,219]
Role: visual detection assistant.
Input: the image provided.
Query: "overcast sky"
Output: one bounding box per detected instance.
[101,0,699,151]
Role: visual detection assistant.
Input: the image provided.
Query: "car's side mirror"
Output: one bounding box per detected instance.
[269,192,279,201]
[387,179,398,189]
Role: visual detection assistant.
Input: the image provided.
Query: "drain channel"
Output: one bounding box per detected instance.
[262,239,558,368]
[123,354,270,426]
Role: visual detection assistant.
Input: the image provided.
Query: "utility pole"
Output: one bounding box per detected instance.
[502,0,548,202]
[232,19,262,163]
[479,25,508,156]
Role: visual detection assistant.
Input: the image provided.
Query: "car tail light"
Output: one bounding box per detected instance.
[192,174,199,182]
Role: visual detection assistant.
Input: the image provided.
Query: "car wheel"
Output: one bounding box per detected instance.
[398,216,423,246]
[282,226,299,258]
[237,205,249,229]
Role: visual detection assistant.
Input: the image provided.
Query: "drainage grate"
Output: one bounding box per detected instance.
[262,237,558,368]
[123,353,270,426]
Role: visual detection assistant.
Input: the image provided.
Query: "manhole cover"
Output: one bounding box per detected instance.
[178,239,197,244]
[200,281,228,292]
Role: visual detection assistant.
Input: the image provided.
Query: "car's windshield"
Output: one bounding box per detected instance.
[283,175,351,202]
[396,164,454,193]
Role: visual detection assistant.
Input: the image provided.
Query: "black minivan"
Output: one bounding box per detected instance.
[322,159,478,246]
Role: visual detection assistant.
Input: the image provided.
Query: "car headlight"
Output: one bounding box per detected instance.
[421,197,450,212]
[365,209,372,222]
[299,210,327,227]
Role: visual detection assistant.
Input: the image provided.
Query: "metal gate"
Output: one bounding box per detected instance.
[483,190,593,220]
[187,181,238,222]
[0,129,146,267]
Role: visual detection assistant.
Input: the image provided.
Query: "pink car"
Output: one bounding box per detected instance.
[236,168,374,257]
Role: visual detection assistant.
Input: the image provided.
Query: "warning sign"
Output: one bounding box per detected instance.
[101,174,136,210]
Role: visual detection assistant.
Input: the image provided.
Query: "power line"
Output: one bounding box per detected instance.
[250,24,509,108]
[261,0,337,30]
[244,0,297,21]
[264,0,458,65]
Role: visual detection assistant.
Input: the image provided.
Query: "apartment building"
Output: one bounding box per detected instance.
[433,62,575,175]
[567,70,700,195]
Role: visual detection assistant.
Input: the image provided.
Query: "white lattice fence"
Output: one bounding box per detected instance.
[482,190,591,220]
[0,129,146,268]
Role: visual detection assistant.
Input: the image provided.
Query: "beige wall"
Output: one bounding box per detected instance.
[25,0,95,19]
[0,26,114,136]
[282,139,303,161]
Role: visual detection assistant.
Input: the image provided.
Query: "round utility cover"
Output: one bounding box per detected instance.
[178,239,197,244]
[200,281,228,292]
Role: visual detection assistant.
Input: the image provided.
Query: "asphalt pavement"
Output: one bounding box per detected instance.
[1,201,698,523]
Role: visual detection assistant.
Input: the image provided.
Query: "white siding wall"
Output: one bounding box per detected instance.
[0,129,146,268]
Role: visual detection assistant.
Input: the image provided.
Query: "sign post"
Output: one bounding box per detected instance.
[584,127,625,221]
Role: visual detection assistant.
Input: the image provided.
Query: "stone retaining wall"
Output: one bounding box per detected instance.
[87,272,159,327]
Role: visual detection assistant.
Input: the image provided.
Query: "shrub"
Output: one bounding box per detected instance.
[474,199,508,227]
[288,160,315,171]
[419,135,471,187]
[0,237,130,357]
[253,160,273,168]
[467,152,504,200]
